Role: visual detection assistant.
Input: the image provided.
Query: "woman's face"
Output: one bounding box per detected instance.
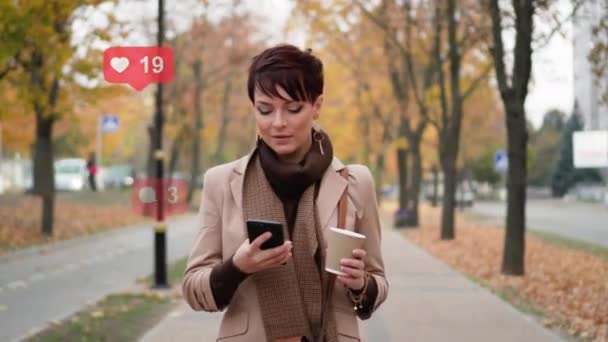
[253,85,323,163]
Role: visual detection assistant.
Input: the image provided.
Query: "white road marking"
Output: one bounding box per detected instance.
[6,281,27,290]
[81,258,95,266]
[28,274,45,282]
[92,255,104,262]
[51,268,66,276]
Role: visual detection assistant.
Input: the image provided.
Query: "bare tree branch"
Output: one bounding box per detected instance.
[353,0,410,59]
[535,0,586,50]
[426,111,441,131]
[462,63,493,100]
[0,53,21,80]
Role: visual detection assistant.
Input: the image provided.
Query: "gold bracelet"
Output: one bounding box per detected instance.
[348,274,368,312]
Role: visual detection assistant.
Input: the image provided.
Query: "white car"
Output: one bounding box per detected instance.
[54,158,88,191]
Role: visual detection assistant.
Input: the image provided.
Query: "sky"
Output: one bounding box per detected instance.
[525,1,575,129]
[74,0,574,129]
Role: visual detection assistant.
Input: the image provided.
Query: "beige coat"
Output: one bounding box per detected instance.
[182,151,388,342]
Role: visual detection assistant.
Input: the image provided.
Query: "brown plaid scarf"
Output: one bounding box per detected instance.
[242,152,338,342]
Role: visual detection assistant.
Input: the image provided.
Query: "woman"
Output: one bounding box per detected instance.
[182,44,388,342]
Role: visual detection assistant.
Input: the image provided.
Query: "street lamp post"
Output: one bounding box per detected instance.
[153,0,168,288]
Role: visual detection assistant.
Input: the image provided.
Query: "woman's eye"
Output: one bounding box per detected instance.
[287,106,302,113]
[257,108,272,115]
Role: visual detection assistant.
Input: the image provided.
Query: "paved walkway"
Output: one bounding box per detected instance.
[140,217,564,342]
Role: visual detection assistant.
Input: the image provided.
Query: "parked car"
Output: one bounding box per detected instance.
[103,165,134,189]
[564,182,607,203]
[54,158,88,191]
[423,182,475,207]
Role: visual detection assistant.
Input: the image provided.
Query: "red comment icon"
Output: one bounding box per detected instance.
[131,178,189,218]
[103,46,174,91]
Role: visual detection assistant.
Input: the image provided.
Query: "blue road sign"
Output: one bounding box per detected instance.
[101,114,119,133]
[494,150,508,173]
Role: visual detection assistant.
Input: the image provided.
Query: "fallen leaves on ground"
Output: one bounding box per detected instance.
[392,203,608,342]
[0,193,149,255]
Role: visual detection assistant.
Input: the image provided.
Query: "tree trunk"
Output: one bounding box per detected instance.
[374,152,385,201]
[397,147,408,211]
[431,166,439,207]
[357,83,372,168]
[188,60,203,205]
[370,103,392,202]
[439,0,464,240]
[408,139,421,226]
[501,101,528,275]
[30,51,58,236]
[168,132,183,178]
[440,145,457,240]
[488,0,533,276]
[361,113,371,167]
[34,114,55,236]
[213,75,232,165]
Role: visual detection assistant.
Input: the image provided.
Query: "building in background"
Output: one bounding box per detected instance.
[573,0,608,194]
[573,0,608,130]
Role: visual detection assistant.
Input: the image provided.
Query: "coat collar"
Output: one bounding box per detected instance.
[229,149,347,230]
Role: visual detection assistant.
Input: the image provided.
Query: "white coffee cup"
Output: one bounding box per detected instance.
[325,227,366,276]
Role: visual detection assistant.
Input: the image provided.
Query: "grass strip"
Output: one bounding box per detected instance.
[25,293,173,342]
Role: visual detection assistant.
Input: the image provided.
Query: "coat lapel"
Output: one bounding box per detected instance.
[230,149,255,210]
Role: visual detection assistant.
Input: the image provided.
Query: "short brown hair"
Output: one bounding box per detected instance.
[247,44,323,104]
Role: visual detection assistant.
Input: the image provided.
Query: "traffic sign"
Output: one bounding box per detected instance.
[101,114,120,133]
[494,150,508,173]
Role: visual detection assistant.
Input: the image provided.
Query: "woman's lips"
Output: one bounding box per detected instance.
[272,135,292,143]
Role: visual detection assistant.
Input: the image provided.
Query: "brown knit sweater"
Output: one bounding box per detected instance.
[208,133,378,319]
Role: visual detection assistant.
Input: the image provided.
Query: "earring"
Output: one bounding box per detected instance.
[313,129,325,155]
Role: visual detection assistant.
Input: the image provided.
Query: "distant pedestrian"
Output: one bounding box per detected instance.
[86,153,97,192]
[182,44,388,342]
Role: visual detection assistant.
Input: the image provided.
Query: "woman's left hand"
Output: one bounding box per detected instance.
[336,249,367,291]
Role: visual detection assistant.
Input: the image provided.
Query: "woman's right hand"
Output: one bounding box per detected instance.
[232,232,293,274]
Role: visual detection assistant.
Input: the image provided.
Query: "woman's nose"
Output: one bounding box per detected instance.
[272,111,287,127]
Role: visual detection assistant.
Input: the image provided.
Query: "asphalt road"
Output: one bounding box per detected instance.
[470,199,608,248]
[0,214,199,342]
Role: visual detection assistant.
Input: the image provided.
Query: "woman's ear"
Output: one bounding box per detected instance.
[313,95,324,119]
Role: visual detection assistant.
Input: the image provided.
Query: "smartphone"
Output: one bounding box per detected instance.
[246,219,285,250]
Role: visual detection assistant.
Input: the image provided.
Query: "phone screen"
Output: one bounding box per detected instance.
[246,219,285,250]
